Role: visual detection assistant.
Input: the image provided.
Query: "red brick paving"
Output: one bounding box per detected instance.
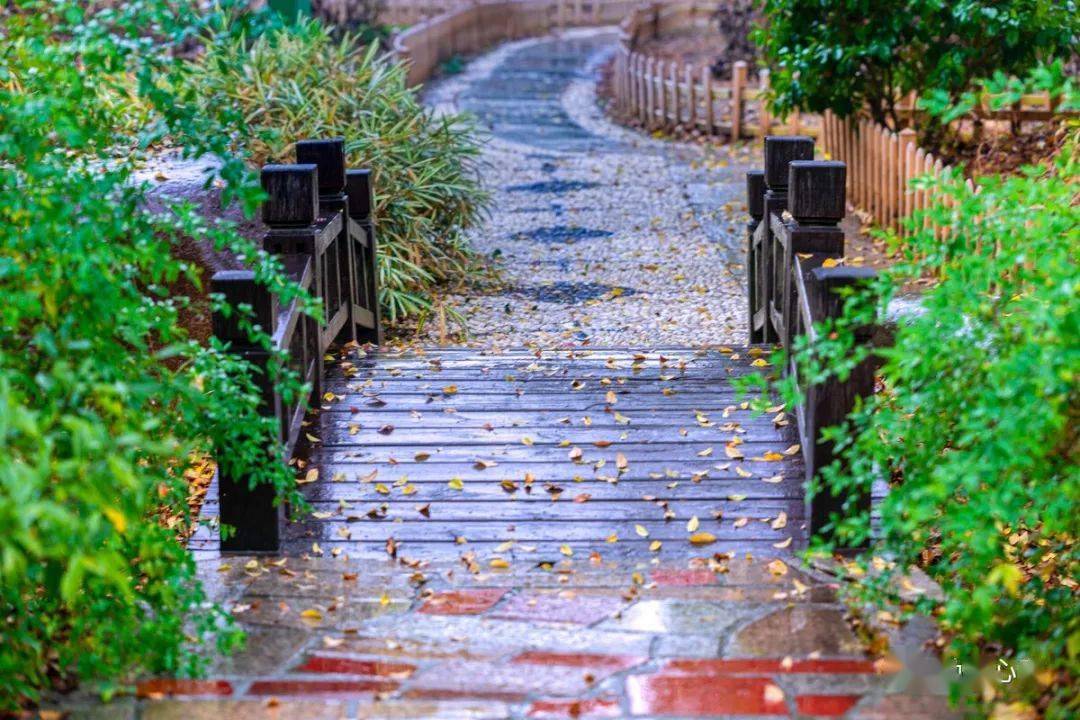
[418,588,507,615]
[796,694,862,716]
[650,568,719,586]
[527,696,623,718]
[136,679,234,697]
[512,650,646,673]
[296,655,416,678]
[246,679,399,696]
[626,673,788,716]
[664,658,882,675]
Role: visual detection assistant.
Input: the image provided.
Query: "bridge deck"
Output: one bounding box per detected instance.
[281,346,806,561]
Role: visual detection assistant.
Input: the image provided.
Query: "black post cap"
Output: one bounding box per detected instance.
[764,136,815,188]
[746,170,765,219]
[296,138,347,194]
[261,164,319,226]
[788,161,846,224]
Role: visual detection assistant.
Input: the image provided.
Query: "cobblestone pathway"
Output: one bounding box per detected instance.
[65,30,955,720]
[419,29,752,347]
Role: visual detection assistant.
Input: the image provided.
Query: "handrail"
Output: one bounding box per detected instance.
[746,136,879,540]
[210,138,382,552]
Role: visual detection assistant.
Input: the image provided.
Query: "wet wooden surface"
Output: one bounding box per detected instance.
[195,347,807,561]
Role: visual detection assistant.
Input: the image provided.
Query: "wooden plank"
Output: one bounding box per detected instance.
[282,518,799,543]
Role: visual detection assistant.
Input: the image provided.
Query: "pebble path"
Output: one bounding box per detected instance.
[420,28,755,348]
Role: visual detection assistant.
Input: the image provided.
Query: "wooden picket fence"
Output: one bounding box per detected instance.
[611,1,814,139]
[820,110,980,238]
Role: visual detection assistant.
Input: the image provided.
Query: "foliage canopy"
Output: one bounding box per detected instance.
[754,0,1078,140]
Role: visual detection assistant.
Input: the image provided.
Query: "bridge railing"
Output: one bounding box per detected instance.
[211,138,381,552]
[747,136,877,538]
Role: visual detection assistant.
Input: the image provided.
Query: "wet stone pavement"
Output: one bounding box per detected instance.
[64,28,955,720]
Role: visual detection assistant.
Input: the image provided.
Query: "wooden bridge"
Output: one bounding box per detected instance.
[200,135,877,559]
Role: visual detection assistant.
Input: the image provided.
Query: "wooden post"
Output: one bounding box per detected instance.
[761,136,815,343]
[295,138,353,345]
[803,266,877,540]
[211,271,284,553]
[657,60,667,129]
[684,63,696,130]
[899,128,917,236]
[665,61,673,128]
[702,64,714,134]
[645,57,656,129]
[260,163,324,401]
[746,169,766,343]
[731,60,747,141]
[782,160,846,350]
[758,69,772,138]
[346,169,383,345]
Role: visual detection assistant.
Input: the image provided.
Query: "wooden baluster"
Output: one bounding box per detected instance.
[702,64,714,135]
[783,160,846,351]
[899,128,917,236]
[346,168,383,345]
[762,135,815,343]
[669,61,679,128]
[684,63,696,130]
[211,270,284,552]
[295,137,353,345]
[643,56,652,130]
[746,169,766,343]
[758,69,772,138]
[731,60,747,141]
[260,163,324,402]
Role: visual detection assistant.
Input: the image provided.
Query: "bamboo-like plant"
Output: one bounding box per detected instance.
[190,18,490,325]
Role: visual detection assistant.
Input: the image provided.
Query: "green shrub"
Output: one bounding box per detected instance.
[189,18,489,323]
[0,0,310,708]
[754,0,1078,142]
[764,131,1079,717]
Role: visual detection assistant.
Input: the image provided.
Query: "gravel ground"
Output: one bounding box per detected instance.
[418,28,761,349]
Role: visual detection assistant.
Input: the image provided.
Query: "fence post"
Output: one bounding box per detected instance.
[761,136,815,342]
[261,163,324,401]
[899,128,917,235]
[684,63,696,130]
[346,168,384,345]
[746,170,766,343]
[296,138,354,345]
[669,61,680,128]
[702,64,714,134]
[731,60,747,141]
[783,161,846,350]
[211,271,284,553]
[758,69,772,138]
[803,266,877,540]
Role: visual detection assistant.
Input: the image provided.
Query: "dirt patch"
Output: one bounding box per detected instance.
[935,122,1069,179]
